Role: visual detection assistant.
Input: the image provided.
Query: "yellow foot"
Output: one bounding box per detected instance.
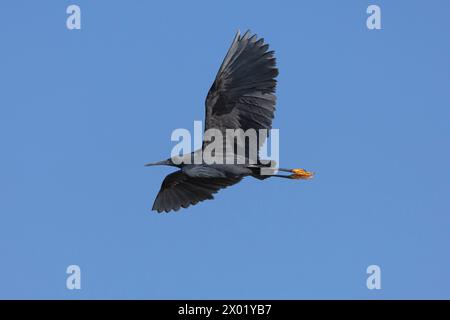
[290,168,314,180]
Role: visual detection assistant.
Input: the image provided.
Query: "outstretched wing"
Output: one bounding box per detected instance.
[152,171,242,213]
[204,30,278,150]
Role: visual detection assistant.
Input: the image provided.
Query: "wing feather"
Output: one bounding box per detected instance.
[204,30,278,153]
[152,171,242,213]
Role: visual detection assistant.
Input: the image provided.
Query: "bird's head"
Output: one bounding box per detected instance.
[144,158,177,167]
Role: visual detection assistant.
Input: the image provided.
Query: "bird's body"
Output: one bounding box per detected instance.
[146,30,313,213]
[182,163,252,179]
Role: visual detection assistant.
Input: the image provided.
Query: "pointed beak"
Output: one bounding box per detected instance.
[144,160,169,167]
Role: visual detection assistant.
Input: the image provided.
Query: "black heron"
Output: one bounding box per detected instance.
[146,30,313,213]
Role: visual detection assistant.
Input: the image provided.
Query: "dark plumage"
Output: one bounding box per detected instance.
[146,30,313,213]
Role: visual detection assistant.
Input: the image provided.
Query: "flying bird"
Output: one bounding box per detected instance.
[146,30,313,213]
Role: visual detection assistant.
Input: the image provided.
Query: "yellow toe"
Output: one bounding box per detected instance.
[290,168,314,179]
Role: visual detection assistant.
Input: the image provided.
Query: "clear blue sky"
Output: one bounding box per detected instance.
[1,0,449,299]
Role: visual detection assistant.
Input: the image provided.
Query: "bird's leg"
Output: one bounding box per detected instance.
[270,174,296,179]
[277,168,315,180]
